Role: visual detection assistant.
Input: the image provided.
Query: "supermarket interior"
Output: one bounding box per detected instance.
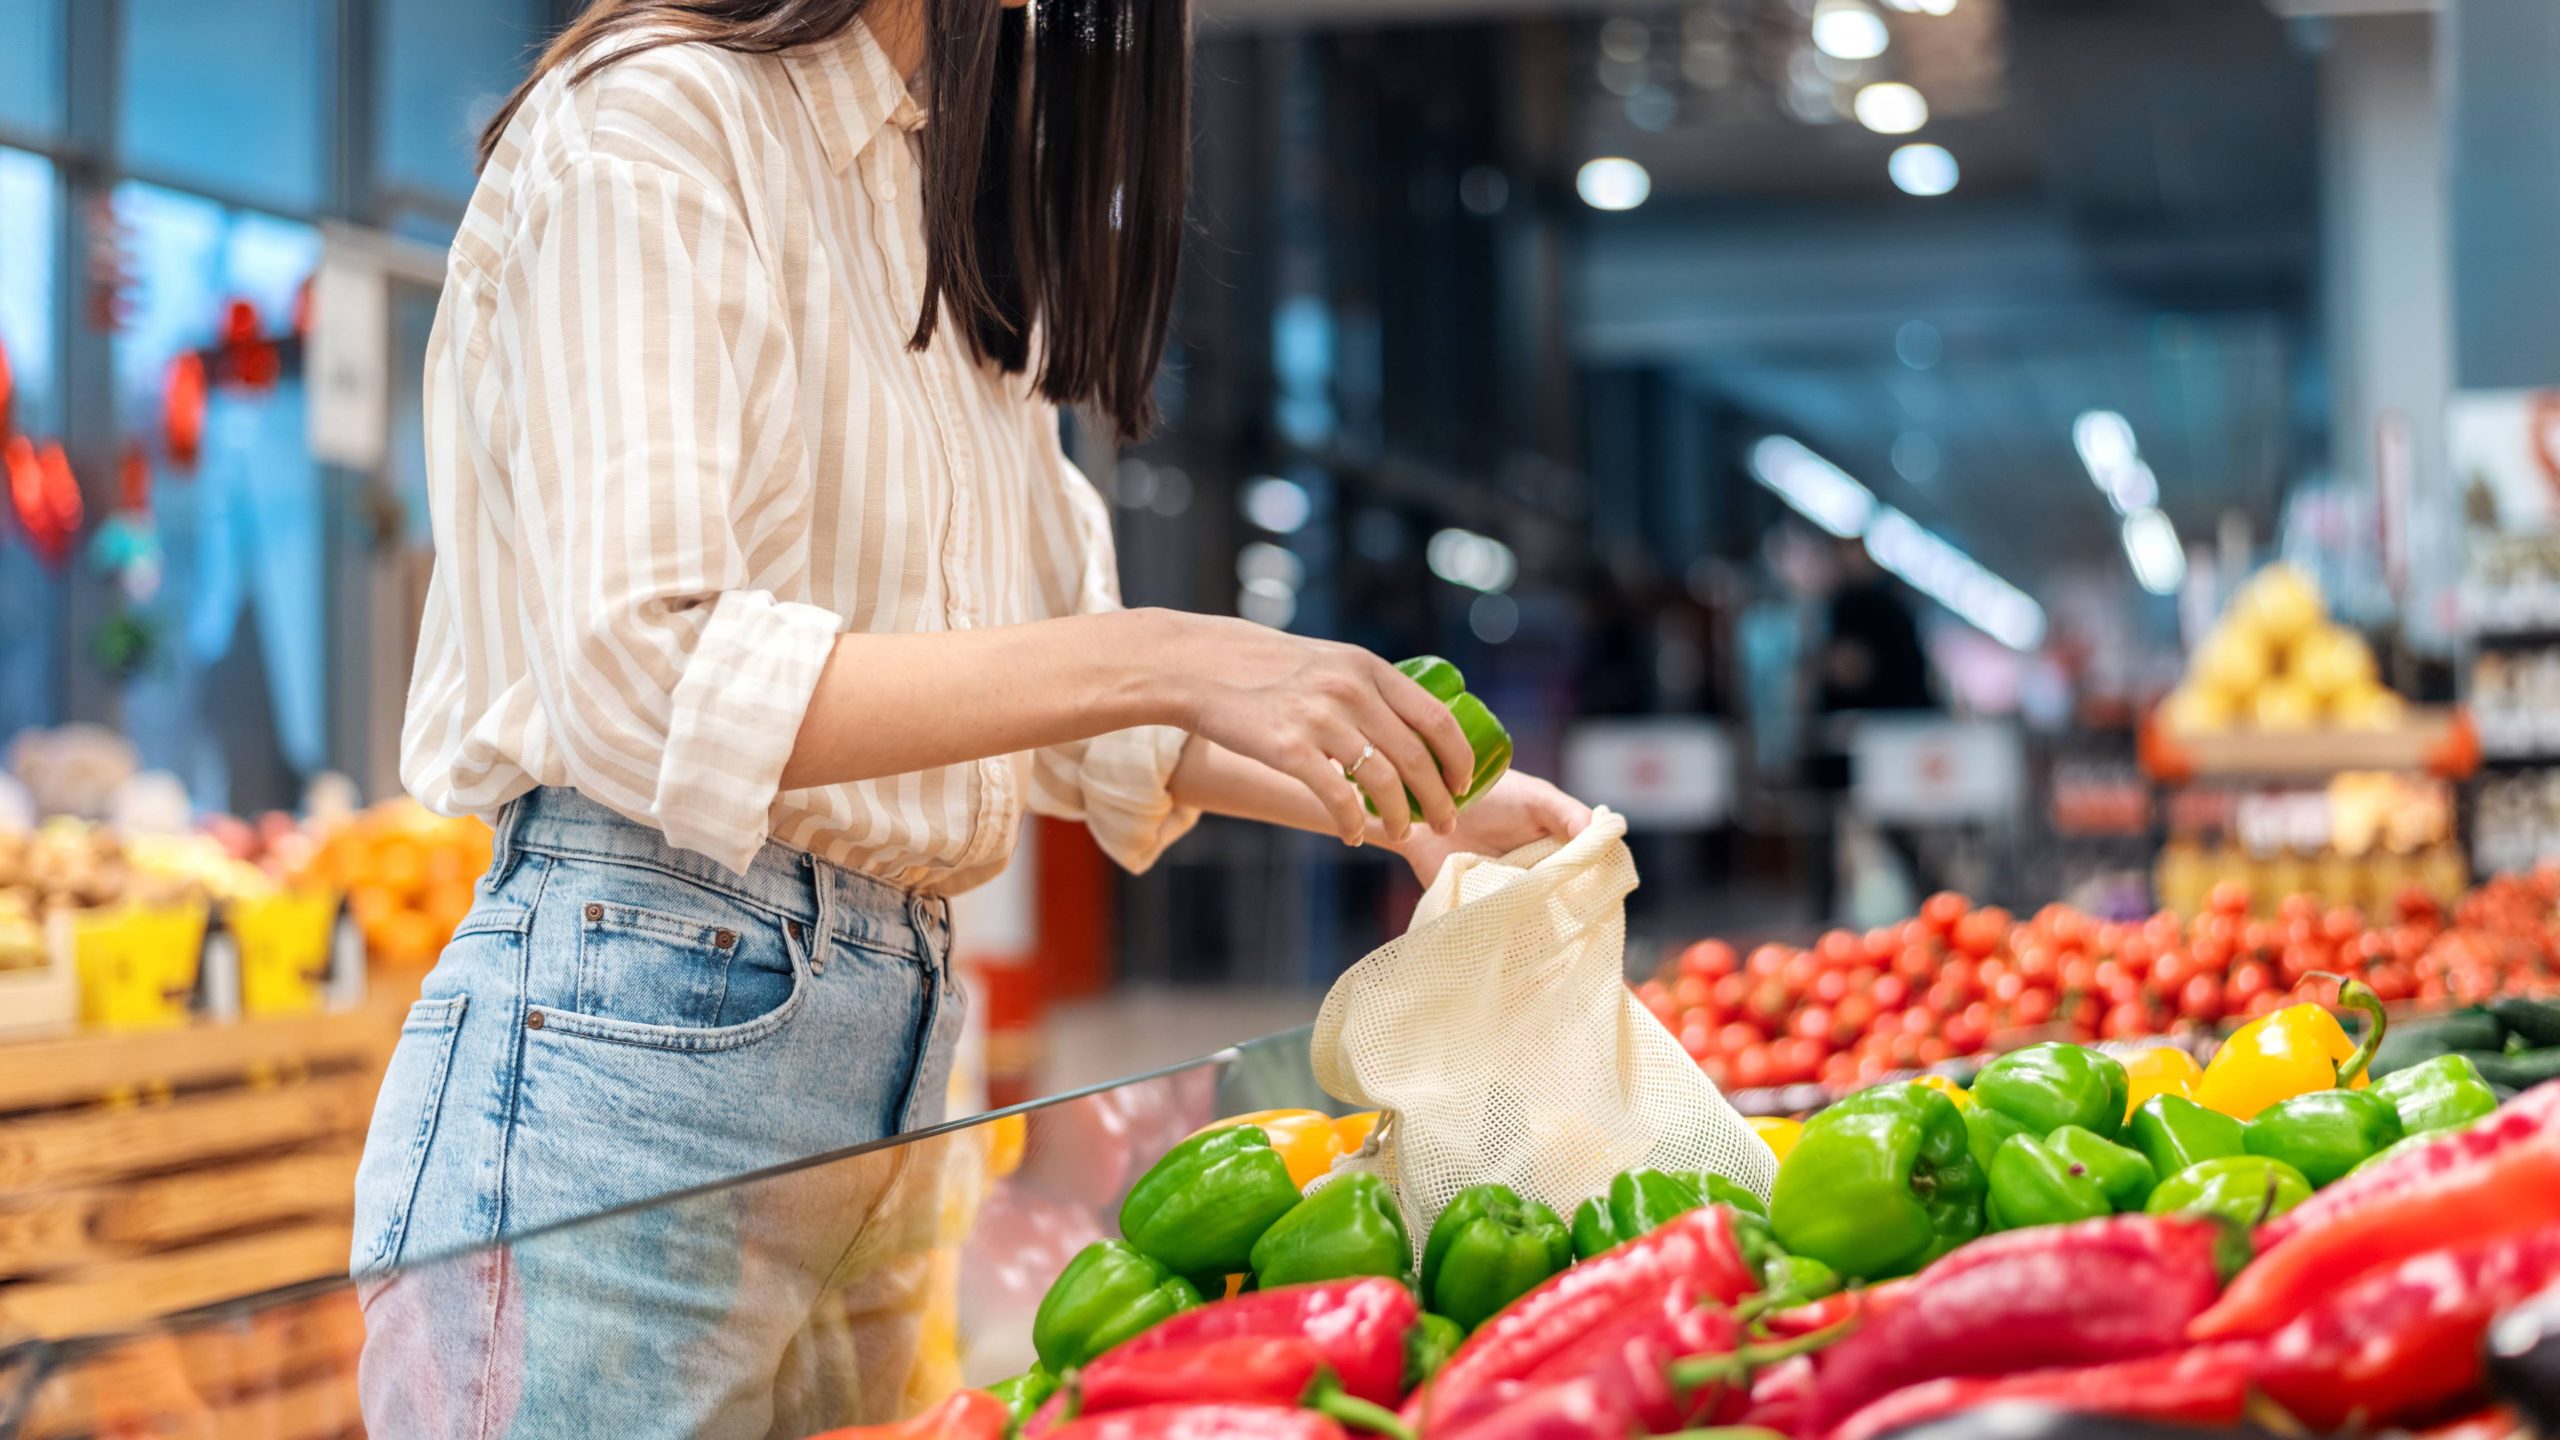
[11,0,2560,1435]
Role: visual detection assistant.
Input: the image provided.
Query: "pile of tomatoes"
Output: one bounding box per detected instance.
[1639,867,2560,1094]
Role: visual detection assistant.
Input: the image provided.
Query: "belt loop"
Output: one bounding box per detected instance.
[808,855,836,978]
[487,794,529,886]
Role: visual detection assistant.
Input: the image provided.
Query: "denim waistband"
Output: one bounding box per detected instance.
[488,787,950,962]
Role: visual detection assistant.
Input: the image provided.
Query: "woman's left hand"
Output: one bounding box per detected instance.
[1387,771,1593,885]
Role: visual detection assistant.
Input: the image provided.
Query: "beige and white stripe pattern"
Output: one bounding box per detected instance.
[401,18,1196,892]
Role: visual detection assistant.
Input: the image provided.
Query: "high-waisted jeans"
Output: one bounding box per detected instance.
[351,787,966,1439]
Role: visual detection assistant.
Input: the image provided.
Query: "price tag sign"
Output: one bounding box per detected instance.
[1850,716,2024,823]
[1562,719,1732,829]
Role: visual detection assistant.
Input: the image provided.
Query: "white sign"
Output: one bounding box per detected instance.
[1562,719,1732,828]
[2450,387,2560,534]
[1850,716,2024,823]
[307,252,388,470]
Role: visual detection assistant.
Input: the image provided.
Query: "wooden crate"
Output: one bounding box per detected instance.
[10,1288,368,1440]
[0,1002,406,1344]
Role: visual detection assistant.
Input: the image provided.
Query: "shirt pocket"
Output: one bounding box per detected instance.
[573,901,792,1032]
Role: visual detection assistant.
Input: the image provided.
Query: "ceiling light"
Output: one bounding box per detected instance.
[1427,528,1518,593]
[1811,2,1889,60]
[1853,82,1929,135]
[1236,541,1303,591]
[2072,410,2137,478]
[1864,509,2047,651]
[1577,157,1652,211]
[1241,475,1311,534]
[2122,507,2187,596]
[1888,143,1959,196]
[1749,436,1878,539]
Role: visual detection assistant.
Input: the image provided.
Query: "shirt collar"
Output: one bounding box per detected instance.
[783,16,927,173]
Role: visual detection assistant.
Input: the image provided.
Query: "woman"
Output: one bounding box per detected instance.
[353,0,1588,1431]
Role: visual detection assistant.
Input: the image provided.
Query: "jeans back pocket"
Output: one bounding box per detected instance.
[351,994,470,1274]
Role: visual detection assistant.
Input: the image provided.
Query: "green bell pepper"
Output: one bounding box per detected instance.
[2243,1088,2406,1188]
[1986,1133,2110,1231]
[1570,1167,1706,1260]
[2127,1094,2246,1180]
[1702,1174,1768,1218]
[1032,1240,1205,1372]
[2143,1154,2312,1228]
[1971,1043,2132,1140]
[1421,1182,1572,1331]
[2370,1053,2500,1135]
[1249,1172,1412,1289]
[1761,1252,1843,1305]
[1119,1124,1304,1277]
[1405,1312,1465,1390]
[1769,1082,1986,1280]
[1963,1104,2031,1175]
[986,1368,1059,1428]
[2044,1124,2157,1212]
[1366,657,1514,818]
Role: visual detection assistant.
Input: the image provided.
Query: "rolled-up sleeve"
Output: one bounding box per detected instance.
[1020,439,1199,874]
[488,151,839,873]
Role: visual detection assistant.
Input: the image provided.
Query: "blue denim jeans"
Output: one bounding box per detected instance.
[351,788,965,1439]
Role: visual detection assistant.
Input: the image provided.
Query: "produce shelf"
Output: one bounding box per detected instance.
[2139,706,2479,783]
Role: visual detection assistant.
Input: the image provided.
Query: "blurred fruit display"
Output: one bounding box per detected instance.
[2159,565,2407,736]
[1643,875,2560,1096]
[297,800,492,970]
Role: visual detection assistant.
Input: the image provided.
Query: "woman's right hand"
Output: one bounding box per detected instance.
[1145,611,1476,846]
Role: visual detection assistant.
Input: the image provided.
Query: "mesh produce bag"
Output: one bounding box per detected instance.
[1310,809,1775,1246]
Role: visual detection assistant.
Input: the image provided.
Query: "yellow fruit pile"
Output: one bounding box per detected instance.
[2160,565,2407,735]
[296,801,492,969]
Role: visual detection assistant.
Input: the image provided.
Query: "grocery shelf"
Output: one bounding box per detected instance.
[2139,707,2479,784]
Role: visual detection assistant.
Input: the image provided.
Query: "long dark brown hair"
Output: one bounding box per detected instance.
[479,0,1187,437]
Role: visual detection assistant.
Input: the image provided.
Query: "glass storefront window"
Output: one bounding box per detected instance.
[110,182,324,813]
[0,146,61,742]
[120,0,324,214]
[0,0,63,137]
[378,0,543,218]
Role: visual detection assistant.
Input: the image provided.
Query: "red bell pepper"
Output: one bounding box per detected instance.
[2255,1081,2560,1250]
[806,1390,1011,1440]
[1421,1376,1637,1440]
[2255,1221,2560,1431]
[1045,1404,1349,1440]
[1028,1336,1414,1440]
[1405,1206,1759,1430]
[1107,1278,1418,1407]
[1800,1214,2242,1434]
[2191,1131,2560,1340]
[1821,1343,2260,1440]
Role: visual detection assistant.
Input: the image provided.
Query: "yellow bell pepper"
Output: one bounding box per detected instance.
[2190,976,2384,1121]
[2122,1046,2206,1120]
[1190,1108,1346,1190]
[984,1112,1028,1179]
[1749,1114,1805,1163]
[1334,1110,1382,1153]
[1911,1074,1974,1109]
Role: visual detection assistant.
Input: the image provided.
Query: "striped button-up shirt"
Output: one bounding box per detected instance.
[401,19,1196,891]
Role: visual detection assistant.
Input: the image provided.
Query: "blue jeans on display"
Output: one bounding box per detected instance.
[351,787,966,1439]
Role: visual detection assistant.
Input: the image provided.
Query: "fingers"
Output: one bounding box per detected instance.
[1374,660,1475,795]
[1344,685,1456,835]
[1540,782,1595,838]
[1335,730,1415,844]
[1274,741,1369,846]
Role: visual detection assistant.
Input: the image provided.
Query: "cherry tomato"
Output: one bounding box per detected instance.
[2013,987,2057,1026]
[1781,951,1823,995]
[1817,929,1863,970]
[1712,973,1751,1012]
[2013,942,2058,984]
[2207,879,2252,916]
[2060,956,2101,994]
[1731,1045,1775,1090]
[2228,961,2273,1004]
[1988,970,2026,1006]
[1894,946,1938,985]
[1921,890,1970,934]
[1915,1037,1954,1065]
[1812,969,1851,1006]
[1792,1006,1835,1043]
[1773,1036,1824,1084]
[1952,908,2008,960]
[1863,926,1900,963]
[1679,940,1739,981]
[2178,973,2225,1023]
[1873,973,1912,1010]
[2102,1000,2152,1040]
[1673,975,1710,1011]
[1716,1021,1760,1057]
[1748,943,1792,979]
[1679,1021,1712,1057]
[1834,993,1881,1037]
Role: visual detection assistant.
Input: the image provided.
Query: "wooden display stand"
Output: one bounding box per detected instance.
[0,998,407,1343]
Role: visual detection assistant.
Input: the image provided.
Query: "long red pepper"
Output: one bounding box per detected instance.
[1107,1278,1418,1407]
[2255,1221,2560,1431]
[1800,1214,2240,1434]
[2255,1081,2560,1250]
[1045,1404,1350,1440]
[1027,1336,1415,1440]
[2192,1136,2560,1340]
[1424,1375,1637,1440]
[1404,1206,1759,1430]
[1761,1282,1908,1341]
[2413,1407,2526,1440]
[1820,1343,2260,1440]
[805,1390,1011,1440]
[1419,1281,1734,1437]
